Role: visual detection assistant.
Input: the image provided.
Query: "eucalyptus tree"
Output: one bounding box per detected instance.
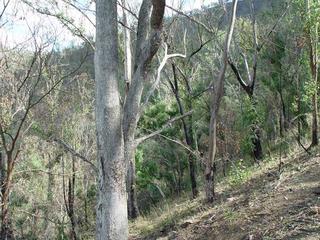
[95,0,166,238]
[206,0,238,202]
[227,0,290,160]
[227,2,263,160]
[305,0,319,147]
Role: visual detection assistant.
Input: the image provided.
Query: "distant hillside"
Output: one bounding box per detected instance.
[167,0,284,57]
[230,0,285,17]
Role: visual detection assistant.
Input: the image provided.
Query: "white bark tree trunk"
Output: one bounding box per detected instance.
[206,0,238,202]
[121,0,132,93]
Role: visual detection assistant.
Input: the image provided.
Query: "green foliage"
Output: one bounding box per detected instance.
[235,96,262,155]
[227,159,252,187]
[303,79,317,104]
[139,101,178,132]
[29,152,43,169]
[223,208,239,222]
[2,1,320,238]
[56,223,68,240]
[10,192,28,208]
[136,148,158,189]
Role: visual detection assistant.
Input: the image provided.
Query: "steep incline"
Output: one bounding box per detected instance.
[130,151,320,240]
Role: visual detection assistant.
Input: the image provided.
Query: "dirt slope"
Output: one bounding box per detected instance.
[130,152,320,240]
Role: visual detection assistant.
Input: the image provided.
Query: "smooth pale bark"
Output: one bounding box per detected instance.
[121,0,139,219]
[96,0,165,223]
[95,0,127,239]
[121,0,132,93]
[206,0,238,203]
[123,0,165,220]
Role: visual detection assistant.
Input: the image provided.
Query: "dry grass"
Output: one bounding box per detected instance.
[130,148,320,240]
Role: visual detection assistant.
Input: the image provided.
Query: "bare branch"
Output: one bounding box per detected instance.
[258,3,290,52]
[165,4,215,34]
[52,138,97,172]
[17,50,39,92]
[117,0,138,20]
[228,58,252,96]
[22,0,95,50]
[143,42,186,105]
[241,53,252,84]
[0,0,10,24]
[61,0,95,27]
[29,49,89,109]
[135,110,193,145]
[188,38,213,60]
[157,133,204,164]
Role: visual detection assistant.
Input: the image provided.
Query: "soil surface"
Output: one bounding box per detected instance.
[131,152,320,240]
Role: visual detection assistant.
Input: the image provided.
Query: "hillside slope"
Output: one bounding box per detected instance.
[130,151,320,240]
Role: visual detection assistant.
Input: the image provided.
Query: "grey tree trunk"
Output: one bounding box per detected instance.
[206,0,238,203]
[1,151,14,239]
[123,0,165,220]
[306,0,319,147]
[96,0,165,226]
[309,36,318,146]
[95,0,128,239]
[125,143,140,219]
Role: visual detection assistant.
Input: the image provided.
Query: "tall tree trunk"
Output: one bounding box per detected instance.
[95,0,128,239]
[121,0,139,220]
[122,0,165,220]
[228,62,264,159]
[297,94,302,142]
[125,143,140,219]
[169,64,198,198]
[248,94,263,161]
[311,94,318,146]
[306,0,319,147]
[279,79,288,138]
[310,52,318,146]
[206,0,238,203]
[1,152,14,239]
[251,125,263,161]
[0,151,5,202]
[66,157,77,240]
